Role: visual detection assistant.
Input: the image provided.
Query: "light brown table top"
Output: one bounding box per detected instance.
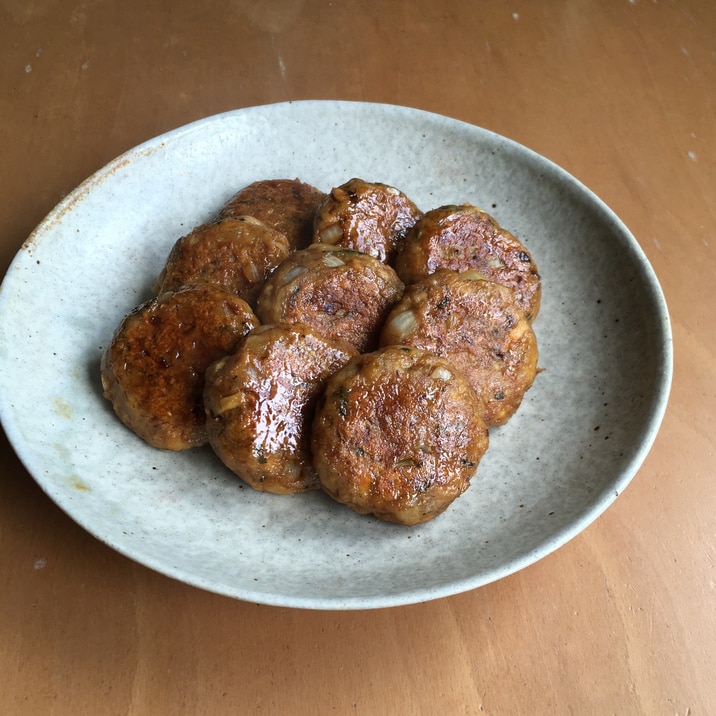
[1,1,714,713]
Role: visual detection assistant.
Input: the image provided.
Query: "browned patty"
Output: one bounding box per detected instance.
[313,178,423,264]
[217,178,326,251]
[380,270,539,427]
[256,243,404,352]
[204,324,358,494]
[100,284,259,451]
[395,203,541,321]
[153,216,290,307]
[311,345,489,525]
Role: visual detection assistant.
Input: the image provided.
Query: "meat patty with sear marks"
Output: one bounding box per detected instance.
[154,215,290,307]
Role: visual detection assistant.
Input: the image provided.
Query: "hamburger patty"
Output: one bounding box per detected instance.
[395,203,541,321]
[218,178,326,251]
[100,284,259,450]
[313,178,423,264]
[256,243,404,352]
[311,345,489,525]
[380,269,539,427]
[154,215,290,307]
[204,323,357,494]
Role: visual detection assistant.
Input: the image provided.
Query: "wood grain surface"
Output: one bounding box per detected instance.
[1,1,714,714]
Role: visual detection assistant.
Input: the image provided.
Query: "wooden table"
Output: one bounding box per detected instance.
[1,1,714,713]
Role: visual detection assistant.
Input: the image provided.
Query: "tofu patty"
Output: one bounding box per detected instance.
[100,285,259,450]
[204,324,357,494]
[313,178,423,264]
[154,215,290,307]
[256,243,404,352]
[218,178,326,251]
[395,203,541,321]
[380,270,539,427]
[311,345,489,525]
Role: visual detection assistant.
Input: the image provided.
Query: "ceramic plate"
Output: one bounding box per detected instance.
[0,101,672,609]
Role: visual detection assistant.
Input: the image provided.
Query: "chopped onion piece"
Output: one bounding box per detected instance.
[321,253,347,268]
[430,365,452,382]
[317,224,344,244]
[282,265,309,283]
[283,461,302,478]
[242,260,261,282]
[462,270,489,281]
[236,214,264,226]
[386,309,417,338]
[217,393,244,414]
[509,319,530,340]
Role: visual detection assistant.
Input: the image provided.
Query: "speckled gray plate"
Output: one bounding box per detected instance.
[0,101,672,609]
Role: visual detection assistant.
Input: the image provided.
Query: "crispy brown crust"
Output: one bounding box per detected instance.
[395,203,541,321]
[256,243,404,352]
[100,285,259,450]
[313,178,423,264]
[218,179,327,251]
[154,216,290,307]
[380,270,538,427]
[311,345,489,525]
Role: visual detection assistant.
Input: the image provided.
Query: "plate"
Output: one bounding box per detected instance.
[0,101,672,609]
